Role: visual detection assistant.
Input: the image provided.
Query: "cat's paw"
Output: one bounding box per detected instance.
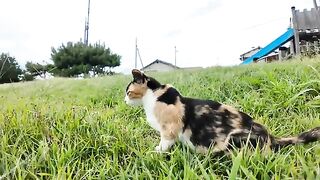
[155,145,164,153]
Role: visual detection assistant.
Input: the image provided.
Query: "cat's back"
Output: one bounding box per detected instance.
[180,96,254,130]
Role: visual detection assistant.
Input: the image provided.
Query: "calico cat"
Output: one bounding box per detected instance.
[124,69,320,153]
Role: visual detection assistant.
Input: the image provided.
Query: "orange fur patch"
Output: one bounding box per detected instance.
[127,82,148,100]
[154,96,185,140]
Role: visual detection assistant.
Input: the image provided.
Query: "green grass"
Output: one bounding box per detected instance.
[0,57,320,179]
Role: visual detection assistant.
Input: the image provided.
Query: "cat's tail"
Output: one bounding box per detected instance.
[271,127,320,150]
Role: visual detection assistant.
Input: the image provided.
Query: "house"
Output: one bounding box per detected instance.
[240,47,290,63]
[239,47,261,61]
[258,51,279,63]
[141,59,179,72]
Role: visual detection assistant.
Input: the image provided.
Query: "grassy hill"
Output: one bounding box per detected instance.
[0,57,320,179]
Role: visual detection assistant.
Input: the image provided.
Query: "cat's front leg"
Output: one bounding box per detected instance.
[155,128,178,152]
[155,138,175,152]
[154,118,181,152]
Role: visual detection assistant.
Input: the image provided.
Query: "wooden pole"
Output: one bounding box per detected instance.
[291,6,300,55]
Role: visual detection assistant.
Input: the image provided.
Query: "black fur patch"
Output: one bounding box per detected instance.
[147,77,162,90]
[181,98,231,147]
[239,111,253,127]
[125,82,132,94]
[157,87,180,105]
[133,76,145,84]
[228,132,258,149]
[298,127,320,143]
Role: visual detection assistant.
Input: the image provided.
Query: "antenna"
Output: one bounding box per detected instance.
[84,0,91,45]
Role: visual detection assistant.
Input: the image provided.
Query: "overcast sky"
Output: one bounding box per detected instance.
[0,0,315,73]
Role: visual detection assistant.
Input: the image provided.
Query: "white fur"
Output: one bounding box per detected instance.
[142,89,174,152]
[141,89,197,152]
[127,88,187,152]
[142,89,161,131]
[125,94,142,106]
[178,131,195,150]
[155,139,175,152]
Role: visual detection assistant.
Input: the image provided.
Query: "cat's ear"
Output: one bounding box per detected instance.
[132,69,147,83]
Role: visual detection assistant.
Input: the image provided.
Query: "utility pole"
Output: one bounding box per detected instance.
[84,0,91,45]
[134,38,144,69]
[174,46,177,66]
[314,0,319,10]
[135,38,138,68]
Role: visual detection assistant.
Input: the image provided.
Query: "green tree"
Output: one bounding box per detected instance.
[21,70,35,81]
[0,53,22,84]
[51,42,121,77]
[25,61,56,79]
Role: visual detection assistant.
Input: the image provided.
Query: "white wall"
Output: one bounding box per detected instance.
[143,63,177,72]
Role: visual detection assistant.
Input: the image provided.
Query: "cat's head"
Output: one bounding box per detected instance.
[124,69,161,106]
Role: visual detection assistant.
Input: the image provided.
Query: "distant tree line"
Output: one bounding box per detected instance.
[0,41,121,84]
